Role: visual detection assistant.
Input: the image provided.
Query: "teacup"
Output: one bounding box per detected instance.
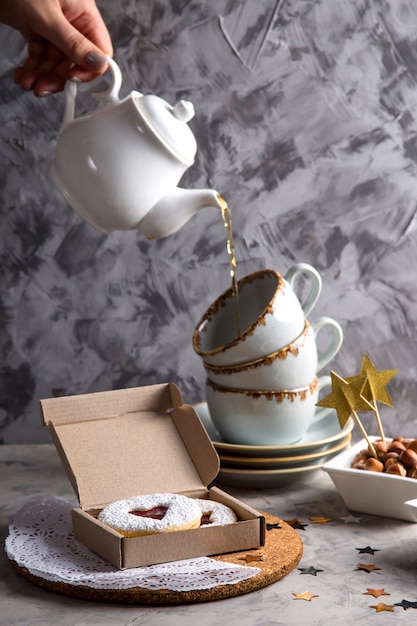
[193,263,322,367]
[205,375,332,446]
[204,317,343,391]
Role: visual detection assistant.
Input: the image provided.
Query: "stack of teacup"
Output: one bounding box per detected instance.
[192,263,343,447]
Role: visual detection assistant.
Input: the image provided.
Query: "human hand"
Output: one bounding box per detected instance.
[0,0,113,96]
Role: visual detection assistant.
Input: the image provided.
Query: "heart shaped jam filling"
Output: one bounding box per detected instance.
[129,506,168,520]
[200,513,212,525]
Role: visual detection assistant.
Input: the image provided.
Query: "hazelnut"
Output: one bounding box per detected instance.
[364,457,384,472]
[374,441,389,457]
[383,451,400,463]
[400,449,417,468]
[385,462,407,477]
[408,465,417,479]
[384,457,398,470]
[352,451,370,465]
[407,440,417,453]
[388,441,406,454]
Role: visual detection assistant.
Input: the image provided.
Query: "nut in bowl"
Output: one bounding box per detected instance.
[322,437,417,522]
[315,353,417,520]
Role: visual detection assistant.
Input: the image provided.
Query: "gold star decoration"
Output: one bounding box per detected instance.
[309,516,332,524]
[292,591,319,601]
[316,371,377,457]
[358,354,397,406]
[239,553,263,563]
[364,588,390,598]
[356,563,381,573]
[369,602,395,612]
[345,354,397,441]
[317,372,357,428]
[316,372,373,428]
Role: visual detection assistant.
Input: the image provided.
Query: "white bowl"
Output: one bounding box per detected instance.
[322,437,417,522]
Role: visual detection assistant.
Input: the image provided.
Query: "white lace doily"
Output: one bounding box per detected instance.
[5,496,260,592]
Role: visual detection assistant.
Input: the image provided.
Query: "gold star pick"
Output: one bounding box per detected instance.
[316,372,356,428]
[359,354,397,441]
[317,372,377,457]
[359,354,398,406]
[309,516,332,524]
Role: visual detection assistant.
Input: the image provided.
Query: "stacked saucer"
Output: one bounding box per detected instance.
[194,402,353,488]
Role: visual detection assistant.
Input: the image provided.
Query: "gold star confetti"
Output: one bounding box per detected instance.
[356,563,381,573]
[364,588,390,598]
[292,591,319,601]
[369,602,395,612]
[309,516,332,524]
[239,553,263,563]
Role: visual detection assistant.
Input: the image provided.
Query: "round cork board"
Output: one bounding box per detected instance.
[9,513,302,605]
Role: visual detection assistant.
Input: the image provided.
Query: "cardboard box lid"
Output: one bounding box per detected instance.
[40,383,220,510]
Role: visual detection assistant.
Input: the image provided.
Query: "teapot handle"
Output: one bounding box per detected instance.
[91,57,123,105]
[60,57,123,132]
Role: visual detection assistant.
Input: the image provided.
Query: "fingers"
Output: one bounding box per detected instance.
[11,1,114,97]
[14,40,72,95]
[45,13,109,77]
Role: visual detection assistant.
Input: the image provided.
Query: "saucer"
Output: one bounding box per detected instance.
[218,433,352,470]
[216,462,326,489]
[193,402,353,458]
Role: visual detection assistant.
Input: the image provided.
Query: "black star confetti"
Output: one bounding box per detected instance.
[356,546,380,555]
[266,522,281,531]
[394,599,417,610]
[283,518,308,530]
[298,566,323,576]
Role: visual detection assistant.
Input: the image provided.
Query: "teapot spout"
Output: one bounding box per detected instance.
[138,187,223,239]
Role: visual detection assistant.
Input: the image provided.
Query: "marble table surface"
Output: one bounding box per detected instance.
[2,444,417,625]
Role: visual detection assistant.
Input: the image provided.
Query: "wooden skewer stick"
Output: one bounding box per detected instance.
[370,398,385,443]
[351,409,378,459]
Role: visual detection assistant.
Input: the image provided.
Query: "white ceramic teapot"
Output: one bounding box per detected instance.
[51,58,223,238]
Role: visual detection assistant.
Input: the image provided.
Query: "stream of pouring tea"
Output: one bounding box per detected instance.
[217,195,241,337]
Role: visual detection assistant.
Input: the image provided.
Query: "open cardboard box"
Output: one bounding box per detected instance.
[40,383,265,569]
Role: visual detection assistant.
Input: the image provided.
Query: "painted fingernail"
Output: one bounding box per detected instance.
[38,91,53,97]
[84,50,107,71]
[70,77,82,83]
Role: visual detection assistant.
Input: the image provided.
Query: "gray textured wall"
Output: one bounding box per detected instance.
[1,0,417,443]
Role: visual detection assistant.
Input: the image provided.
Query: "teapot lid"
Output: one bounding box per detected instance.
[135,93,197,166]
